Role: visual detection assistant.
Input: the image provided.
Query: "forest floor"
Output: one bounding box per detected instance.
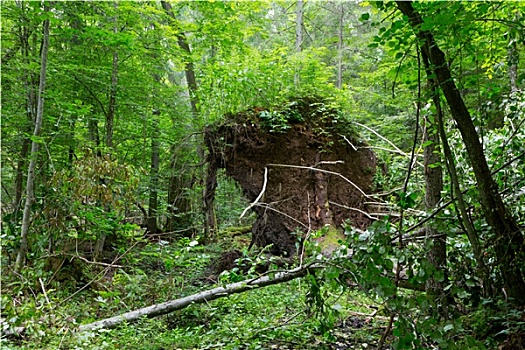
[2,230,390,350]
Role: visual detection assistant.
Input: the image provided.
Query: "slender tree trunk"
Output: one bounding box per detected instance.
[88,117,101,156]
[161,0,198,118]
[14,11,50,274]
[294,0,304,87]
[295,0,303,53]
[397,1,525,304]
[106,49,118,149]
[147,112,160,234]
[94,2,119,259]
[508,12,520,93]
[422,107,446,310]
[176,35,198,118]
[14,22,36,219]
[336,3,344,89]
[204,154,218,239]
[161,1,214,239]
[14,138,30,217]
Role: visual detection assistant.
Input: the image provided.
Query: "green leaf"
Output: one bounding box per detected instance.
[360,13,370,21]
[421,140,433,148]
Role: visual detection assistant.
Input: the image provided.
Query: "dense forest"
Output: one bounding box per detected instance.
[1,1,525,349]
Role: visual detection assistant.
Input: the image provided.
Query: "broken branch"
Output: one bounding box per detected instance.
[78,261,321,332]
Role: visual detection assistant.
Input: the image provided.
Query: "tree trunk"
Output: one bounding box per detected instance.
[94,2,119,259]
[204,154,218,239]
[336,3,344,89]
[161,0,199,119]
[295,0,304,53]
[294,0,304,87]
[13,137,30,217]
[78,262,319,332]
[397,1,525,304]
[422,105,447,310]
[14,20,37,219]
[147,112,160,234]
[161,1,210,238]
[166,161,193,234]
[508,12,520,93]
[14,10,50,273]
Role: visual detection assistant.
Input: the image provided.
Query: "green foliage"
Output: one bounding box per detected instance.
[2,1,525,349]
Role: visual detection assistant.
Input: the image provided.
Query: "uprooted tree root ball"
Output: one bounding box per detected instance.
[205,97,376,256]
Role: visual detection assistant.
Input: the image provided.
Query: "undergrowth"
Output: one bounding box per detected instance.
[1,233,384,350]
[3,227,523,349]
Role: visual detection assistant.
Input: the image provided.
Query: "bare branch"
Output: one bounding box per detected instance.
[240,167,268,219]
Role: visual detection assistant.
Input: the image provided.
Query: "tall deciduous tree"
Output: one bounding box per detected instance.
[397,0,525,304]
[15,6,51,273]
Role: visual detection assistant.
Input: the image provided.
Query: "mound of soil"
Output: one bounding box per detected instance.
[205,97,376,256]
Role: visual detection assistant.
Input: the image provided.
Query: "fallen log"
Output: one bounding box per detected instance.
[78,262,320,332]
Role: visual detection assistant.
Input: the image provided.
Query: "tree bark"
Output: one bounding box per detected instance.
[295,0,304,53]
[507,12,520,93]
[14,10,50,273]
[106,16,119,150]
[204,154,218,239]
[78,262,319,332]
[161,0,199,119]
[146,112,160,234]
[166,162,193,234]
[294,0,304,87]
[336,3,344,89]
[14,20,37,219]
[397,1,525,304]
[422,102,447,309]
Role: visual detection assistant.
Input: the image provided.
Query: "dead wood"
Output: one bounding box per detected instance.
[78,262,321,332]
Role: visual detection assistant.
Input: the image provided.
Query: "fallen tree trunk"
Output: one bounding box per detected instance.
[78,262,320,332]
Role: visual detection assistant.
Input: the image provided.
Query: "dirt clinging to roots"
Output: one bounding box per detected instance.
[205,97,376,256]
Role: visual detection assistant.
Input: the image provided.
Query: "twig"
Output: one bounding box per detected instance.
[39,278,52,310]
[39,253,125,268]
[145,226,200,237]
[71,254,125,268]
[340,134,358,151]
[328,201,380,221]
[363,145,424,160]
[353,121,422,168]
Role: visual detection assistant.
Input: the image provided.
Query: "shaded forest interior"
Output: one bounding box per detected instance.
[2,1,525,349]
